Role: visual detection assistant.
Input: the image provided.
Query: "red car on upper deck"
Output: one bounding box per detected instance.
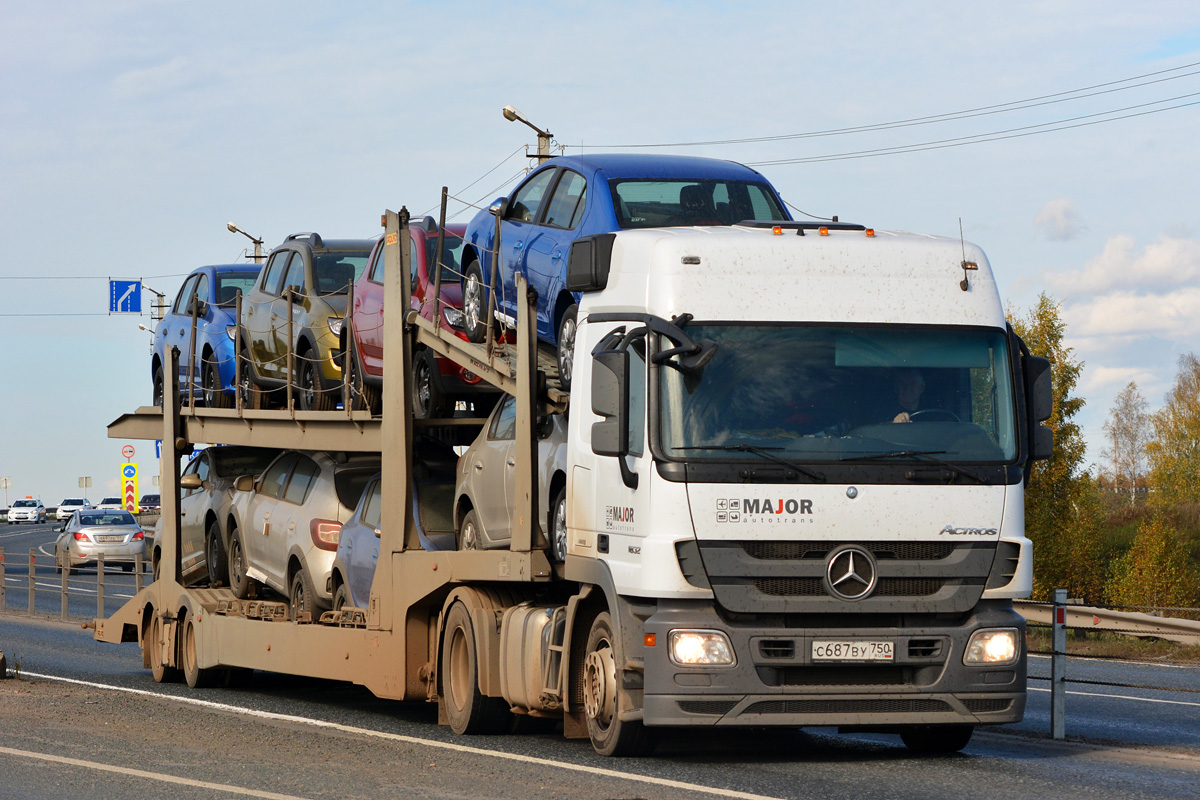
[342,218,499,418]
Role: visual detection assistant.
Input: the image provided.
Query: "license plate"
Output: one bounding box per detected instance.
[812,640,894,661]
[96,535,125,543]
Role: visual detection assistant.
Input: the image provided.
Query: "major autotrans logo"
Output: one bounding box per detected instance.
[605,505,635,532]
[715,497,814,525]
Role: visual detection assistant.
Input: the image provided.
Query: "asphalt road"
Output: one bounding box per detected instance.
[3,601,1199,798]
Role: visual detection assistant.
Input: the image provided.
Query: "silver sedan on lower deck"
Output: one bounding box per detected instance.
[54,510,146,573]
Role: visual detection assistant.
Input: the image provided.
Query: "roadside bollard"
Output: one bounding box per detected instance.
[1051,588,1067,740]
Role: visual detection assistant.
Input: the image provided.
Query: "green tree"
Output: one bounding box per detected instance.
[1105,515,1200,610]
[1009,293,1104,601]
[1146,353,1200,506]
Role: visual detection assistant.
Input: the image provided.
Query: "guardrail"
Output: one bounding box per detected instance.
[1020,590,1200,739]
[0,547,146,621]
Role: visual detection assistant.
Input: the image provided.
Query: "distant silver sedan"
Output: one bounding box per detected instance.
[55,510,146,574]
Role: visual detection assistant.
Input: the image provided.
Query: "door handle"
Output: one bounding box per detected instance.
[474,462,483,471]
[506,458,516,467]
[552,250,562,260]
[178,330,185,336]
[180,510,186,516]
[513,241,524,252]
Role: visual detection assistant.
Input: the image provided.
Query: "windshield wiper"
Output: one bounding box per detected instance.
[674,445,826,483]
[841,450,986,484]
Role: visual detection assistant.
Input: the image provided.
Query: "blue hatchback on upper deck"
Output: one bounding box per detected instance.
[459,154,792,387]
[151,263,264,407]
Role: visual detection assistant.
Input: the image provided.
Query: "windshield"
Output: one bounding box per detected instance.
[211,448,282,479]
[13,500,36,508]
[80,511,136,526]
[424,233,466,283]
[660,325,1017,463]
[215,272,259,308]
[313,251,370,295]
[610,179,787,228]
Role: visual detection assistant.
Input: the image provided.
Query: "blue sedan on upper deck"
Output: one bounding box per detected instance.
[152,263,263,407]
[459,154,791,387]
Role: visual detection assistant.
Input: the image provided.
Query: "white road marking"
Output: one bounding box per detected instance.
[26,671,786,800]
[0,745,316,800]
[2,576,136,599]
[1028,686,1200,708]
[1029,653,1200,671]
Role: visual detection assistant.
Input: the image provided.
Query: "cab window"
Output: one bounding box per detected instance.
[283,455,320,505]
[489,396,517,441]
[258,454,299,500]
[193,273,211,311]
[543,170,587,230]
[261,251,290,296]
[505,169,557,224]
[172,276,199,315]
[282,253,306,297]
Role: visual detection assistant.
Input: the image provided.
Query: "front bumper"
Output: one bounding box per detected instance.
[640,599,1026,728]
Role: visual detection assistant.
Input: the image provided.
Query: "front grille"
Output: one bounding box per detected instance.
[678,700,738,716]
[758,639,796,659]
[746,699,951,715]
[963,698,1012,714]
[753,577,946,597]
[768,666,909,686]
[908,639,943,658]
[742,541,957,561]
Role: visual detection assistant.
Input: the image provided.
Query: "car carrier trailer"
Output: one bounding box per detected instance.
[98,206,1053,756]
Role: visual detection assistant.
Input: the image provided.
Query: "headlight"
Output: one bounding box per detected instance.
[328,317,343,336]
[964,628,1020,665]
[442,306,465,330]
[225,324,237,341]
[668,630,735,666]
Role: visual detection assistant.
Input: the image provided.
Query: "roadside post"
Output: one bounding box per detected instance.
[1051,588,1067,740]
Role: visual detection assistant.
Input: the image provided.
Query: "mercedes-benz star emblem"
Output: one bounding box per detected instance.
[825,546,878,600]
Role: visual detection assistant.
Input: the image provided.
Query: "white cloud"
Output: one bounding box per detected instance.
[1045,232,1200,298]
[1079,365,1157,396]
[1063,287,1200,338]
[1034,198,1083,241]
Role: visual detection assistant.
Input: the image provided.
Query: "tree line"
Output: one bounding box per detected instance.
[1012,294,1200,611]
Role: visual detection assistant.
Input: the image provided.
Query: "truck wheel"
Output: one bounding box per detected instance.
[556,304,577,391]
[900,725,974,754]
[550,487,568,563]
[461,261,488,344]
[238,345,266,410]
[442,601,509,734]
[205,519,228,586]
[182,611,215,688]
[289,567,317,621]
[228,526,257,599]
[583,611,654,756]
[346,337,380,415]
[458,510,481,551]
[412,349,446,419]
[149,612,181,683]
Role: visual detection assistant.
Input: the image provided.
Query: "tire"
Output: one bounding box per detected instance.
[549,487,568,563]
[333,582,351,611]
[153,364,164,407]
[299,348,335,411]
[238,345,265,410]
[228,526,257,600]
[412,349,446,419]
[583,611,655,756]
[203,355,233,409]
[442,602,510,734]
[461,261,488,344]
[458,509,481,551]
[205,518,228,586]
[556,304,577,391]
[149,612,181,683]
[346,335,380,415]
[182,611,215,688]
[289,567,318,622]
[900,725,974,754]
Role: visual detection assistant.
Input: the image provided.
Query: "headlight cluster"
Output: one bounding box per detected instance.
[225,324,237,341]
[668,630,735,666]
[963,628,1019,665]
[442,307,465,330]
[328,317,344,337]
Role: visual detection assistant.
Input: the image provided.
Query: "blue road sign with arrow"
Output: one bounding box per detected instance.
[109,280,142,313]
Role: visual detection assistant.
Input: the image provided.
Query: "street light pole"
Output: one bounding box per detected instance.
[502,105,554,164]
[227,222,265,263]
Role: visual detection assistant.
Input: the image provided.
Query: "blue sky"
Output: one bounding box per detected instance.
[2,1,1199,503]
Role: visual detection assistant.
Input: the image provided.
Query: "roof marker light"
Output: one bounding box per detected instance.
[819,227,830,236]
[772,225,783,235]
[865,229,875,237]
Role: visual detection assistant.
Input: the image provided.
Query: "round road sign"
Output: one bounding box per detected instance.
[122,445,135,460]
[122,464,137,479]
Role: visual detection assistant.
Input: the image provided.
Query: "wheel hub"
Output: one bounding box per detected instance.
[582,645,616,725]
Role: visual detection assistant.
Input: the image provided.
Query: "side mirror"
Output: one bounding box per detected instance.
[1023,356,1054,461]
[287,285,304,303]
[566,234,616,292]
[488,196,509,216]
[374,528,381,539]
[591,350,638,489]
[234,474,256,492]
[192,299,209,317]
[55,525,64,533]
[179,474,202,490]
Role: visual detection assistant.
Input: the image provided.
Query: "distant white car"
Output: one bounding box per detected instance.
[56,498,92,521]
[8,498,46,524]
[96,497,125,510]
